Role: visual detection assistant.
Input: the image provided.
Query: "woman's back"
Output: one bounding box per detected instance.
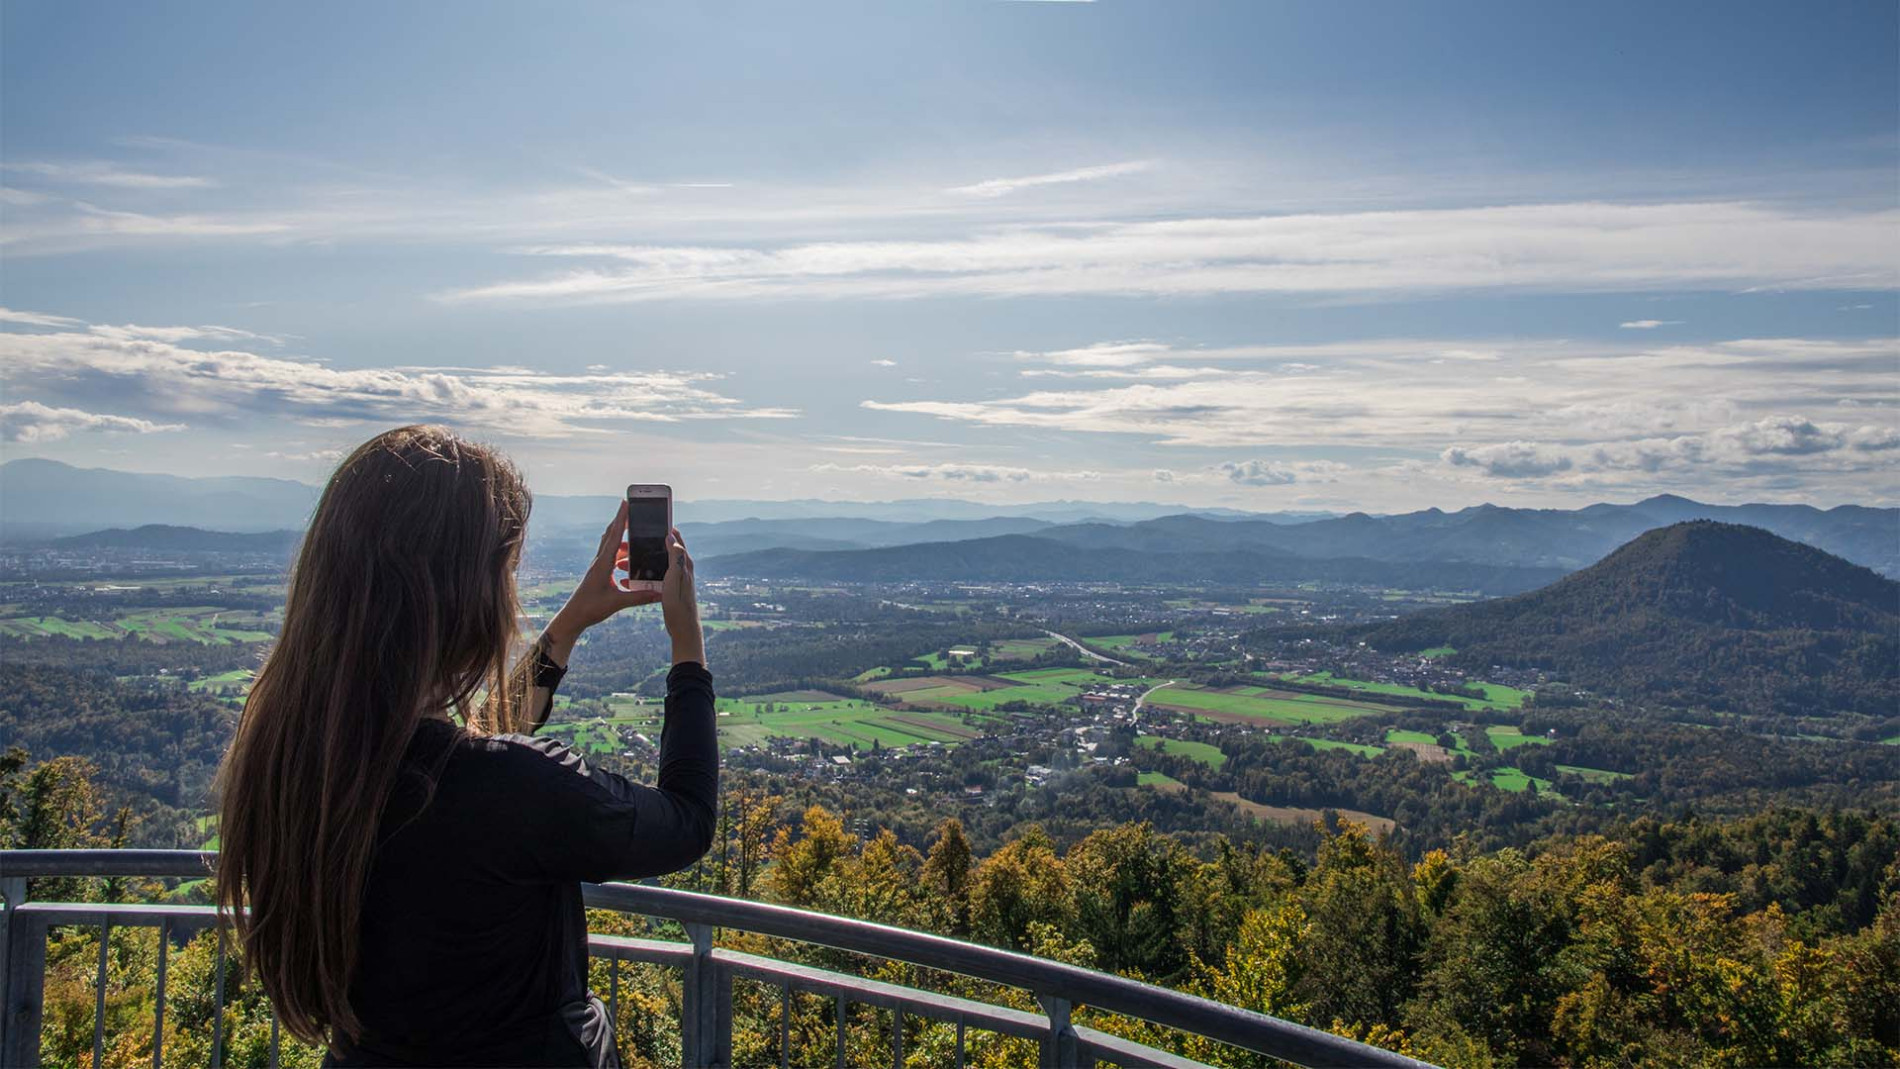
[328,663,717,1066]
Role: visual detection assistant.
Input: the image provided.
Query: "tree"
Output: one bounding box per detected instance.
[922,818,975,936]
[970,825,1070,951]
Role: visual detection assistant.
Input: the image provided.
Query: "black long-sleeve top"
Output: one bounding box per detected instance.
[323,661,718,1067]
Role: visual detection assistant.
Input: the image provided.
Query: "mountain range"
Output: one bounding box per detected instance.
[3,458,1894,579]
[1358,522,1900,718]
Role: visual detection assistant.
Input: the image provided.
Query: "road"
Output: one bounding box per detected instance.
[1132,680,1178,727]
[1043,629,1129,666]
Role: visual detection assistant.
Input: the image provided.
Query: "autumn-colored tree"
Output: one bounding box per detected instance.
[922,817,975,935]
[969,825,1070,951]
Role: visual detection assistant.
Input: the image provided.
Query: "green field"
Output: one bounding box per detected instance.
[588,691,983,753]
[1485,725,1552,750]
[1486,767,1553,792]
[0,607,274,645]
[1384,729,1440,745]
[894,668,1145,712]
[1136,734,1227,768]
[1418,647,1457,659]
[1271,735,1387,757]
[1556,764,1634,783]
[1149,684,1383,727]
[1285,672,1527,712]
[1137,770,1186,790]
[187,669,256,698]
[1087,631,1176,658]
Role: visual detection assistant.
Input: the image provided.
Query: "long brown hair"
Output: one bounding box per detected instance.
[215,425,534,1046]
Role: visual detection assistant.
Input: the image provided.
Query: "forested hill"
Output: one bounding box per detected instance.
[704,534,1564,596]
[49,525,300,553]
[1359,521,1900,717]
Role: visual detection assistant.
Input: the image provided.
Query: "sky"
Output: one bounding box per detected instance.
[2,0,1896,511]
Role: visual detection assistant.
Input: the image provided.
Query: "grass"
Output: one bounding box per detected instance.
[1286,671,1528,713]
[0,607,274,645]
[1384,729,1440,745]
[1136,734,1227,768]
[1088,631,1176,656]
[1556,764,1634,783]
[886,668,1141,712]
[1485,725,1552,750]
[1418,647,1457,659]
[1270,735,1386,757]
[1149,684,1380,727]
[593,691,981,753]
[1137,771,1186,790]
[1882,734,1900,746]
[1486,767,1554,793]
[187,668,255,693]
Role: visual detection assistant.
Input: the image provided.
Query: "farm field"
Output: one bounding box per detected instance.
[1453,766,1554,793]
[1208,791,1397,834]
[1485,725,1552,750]
[187,669,255,702]
[594,690,984,753]
[1137,770,1186,791]
[1087,631,1176,655]
[908,636,1057,672]
[1283,671,1528,712]
[1147,683,1384,727]
[1135,734,1227,768]
[1271,735,1386,757]
[1556,764,1634,783]
[869,667,1142,712]
[0,607,274,645]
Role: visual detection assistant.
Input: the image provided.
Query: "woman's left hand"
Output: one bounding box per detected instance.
[545,500,660,660]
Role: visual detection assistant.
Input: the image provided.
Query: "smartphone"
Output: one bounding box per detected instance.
[623,484,672,592]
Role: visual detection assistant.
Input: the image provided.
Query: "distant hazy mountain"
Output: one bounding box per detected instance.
[3,460,1891,577]
[1030,497,1899,576]
[704,533,1564,596]
[50,525,300,554]
[1360,522,1900,717]
[0,458,320,537]
[0,460,1327,539]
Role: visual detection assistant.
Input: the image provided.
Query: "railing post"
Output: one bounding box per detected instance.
[1038,994,1089,1069]
[2,906,46,1068]
[680,922,730,1069]
[0,876,22,1061]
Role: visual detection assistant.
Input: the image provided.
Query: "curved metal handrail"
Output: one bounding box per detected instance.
[0,849,1434,1069]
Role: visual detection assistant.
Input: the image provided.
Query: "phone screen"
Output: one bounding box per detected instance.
[626,494,670,581]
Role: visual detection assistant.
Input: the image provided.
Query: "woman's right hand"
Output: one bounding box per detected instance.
[661,528,705,667]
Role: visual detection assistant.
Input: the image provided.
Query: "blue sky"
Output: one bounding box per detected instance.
[2,0,1895,510]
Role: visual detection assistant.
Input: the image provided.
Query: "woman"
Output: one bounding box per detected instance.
[215,425,717,1067]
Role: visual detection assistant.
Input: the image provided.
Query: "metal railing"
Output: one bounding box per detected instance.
[0,850,1434,1069]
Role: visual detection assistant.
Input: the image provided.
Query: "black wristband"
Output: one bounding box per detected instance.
[531,637,568,692]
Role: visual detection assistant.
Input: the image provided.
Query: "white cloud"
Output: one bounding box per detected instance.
[0,401,185,442]
[1214,459,1348,486]
[865,336,1897,452]
[441,201,1899,304]
[1619,319,1682,329]
[870,358,898,367]
[0,312,797,438]
[3,161,215,189]
[947,160,1153,199]
[0,308,85,328]
[87,323,284,345]
[1441,441,1575,478]
[1439,415,1900,482]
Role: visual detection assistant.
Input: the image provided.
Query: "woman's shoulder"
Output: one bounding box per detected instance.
[415,718,597,783]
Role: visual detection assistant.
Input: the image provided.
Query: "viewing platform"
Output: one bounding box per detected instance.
[0,849,1433,1069]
